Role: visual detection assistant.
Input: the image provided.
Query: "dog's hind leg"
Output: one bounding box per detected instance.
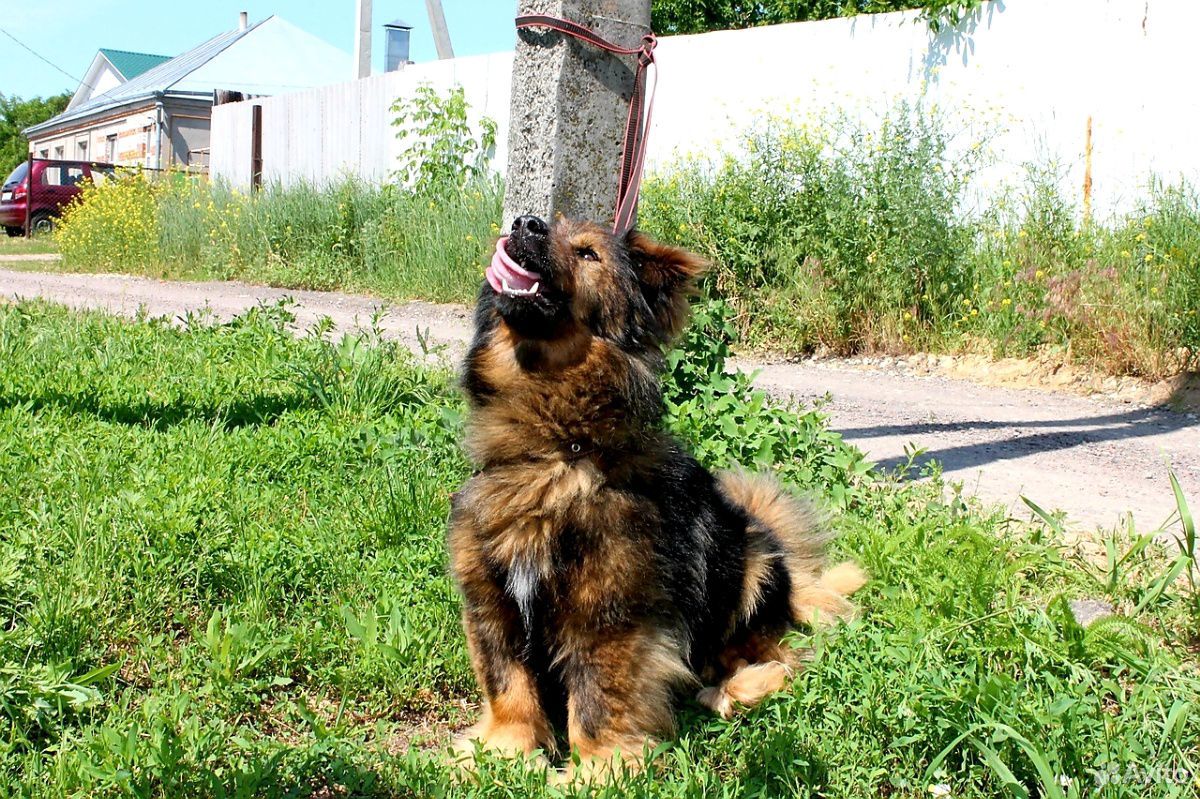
[790,560,868,627]
[717,470,867,628]
[699,473,868,721]
[697,659,793,720]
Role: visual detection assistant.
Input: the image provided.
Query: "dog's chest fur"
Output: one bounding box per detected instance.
[462,458,655,632]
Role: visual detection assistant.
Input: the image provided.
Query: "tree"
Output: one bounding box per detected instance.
[650,0,982,35]
[0,93,70,177]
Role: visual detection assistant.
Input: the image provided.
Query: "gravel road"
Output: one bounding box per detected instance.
[3,266,1196,535]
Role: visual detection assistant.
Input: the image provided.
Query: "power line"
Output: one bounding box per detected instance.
[0,26,92,93]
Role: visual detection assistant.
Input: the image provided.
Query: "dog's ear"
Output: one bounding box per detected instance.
[625,230,708,342]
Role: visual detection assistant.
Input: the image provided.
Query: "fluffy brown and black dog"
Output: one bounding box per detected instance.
[447,214,865,777]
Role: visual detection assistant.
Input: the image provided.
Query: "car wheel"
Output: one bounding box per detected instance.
[3,226,22,238]
[29,213,55,236]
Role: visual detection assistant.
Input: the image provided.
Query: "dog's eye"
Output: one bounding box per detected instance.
[576,247,600,262]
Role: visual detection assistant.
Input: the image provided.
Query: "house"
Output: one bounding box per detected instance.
[24,14,352,171]
[65,49,173,115]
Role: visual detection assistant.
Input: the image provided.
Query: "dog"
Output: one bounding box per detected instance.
[447,215,865,778]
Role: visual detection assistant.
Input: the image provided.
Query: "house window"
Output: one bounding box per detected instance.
[53,145,64,159]
[76,140,87,158]
[104,135,116,163]
[38,149,48,159]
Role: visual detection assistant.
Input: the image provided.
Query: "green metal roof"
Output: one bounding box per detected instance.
[98,48,172,80]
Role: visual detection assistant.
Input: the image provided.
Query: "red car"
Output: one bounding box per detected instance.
[1,159,112,236]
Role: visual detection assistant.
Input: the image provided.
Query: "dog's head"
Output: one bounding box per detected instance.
[483,215,706,353]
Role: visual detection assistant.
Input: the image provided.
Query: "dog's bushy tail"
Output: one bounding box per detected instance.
[717,471,867,627]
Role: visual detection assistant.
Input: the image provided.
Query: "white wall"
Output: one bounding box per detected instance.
[212,0,1200,218]
[211,50,511,188]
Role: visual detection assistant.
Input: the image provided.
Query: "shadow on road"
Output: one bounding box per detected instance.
[839,407,1197,474]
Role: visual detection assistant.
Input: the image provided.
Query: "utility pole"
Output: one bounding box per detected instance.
[425,0,455,59]
[354,0,372,79]
[502,0,652,229]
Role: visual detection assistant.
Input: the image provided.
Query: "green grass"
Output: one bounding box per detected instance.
[0,300,1196,797]
[0,234,58,256]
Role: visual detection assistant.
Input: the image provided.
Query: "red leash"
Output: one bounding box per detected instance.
[515,14,658,234]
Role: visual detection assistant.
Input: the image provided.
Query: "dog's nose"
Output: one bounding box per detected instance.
[511,215,549,237]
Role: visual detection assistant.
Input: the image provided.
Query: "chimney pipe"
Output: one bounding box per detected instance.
[383,20,413,72]
[238,11,248,31]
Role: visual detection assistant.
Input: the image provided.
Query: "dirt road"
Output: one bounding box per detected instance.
[3,266,1196,534]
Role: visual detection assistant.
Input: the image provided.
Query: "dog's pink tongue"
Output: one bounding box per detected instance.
[486,237,539,294]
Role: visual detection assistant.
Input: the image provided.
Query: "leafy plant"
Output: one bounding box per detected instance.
[664,299,874,508]
[390,84,497,190]
[650,0,985,35]
[0,660,118,744]
[642,101,979,354]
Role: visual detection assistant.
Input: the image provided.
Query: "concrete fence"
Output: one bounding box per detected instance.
[211,0,1200,218]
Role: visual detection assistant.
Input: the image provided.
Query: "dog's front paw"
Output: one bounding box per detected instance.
[559,738,651,785]
[452,720,549,764]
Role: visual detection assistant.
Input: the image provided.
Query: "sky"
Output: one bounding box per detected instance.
[0,1,518,100]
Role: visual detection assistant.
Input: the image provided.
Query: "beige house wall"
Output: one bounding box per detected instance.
[28,106,161,168]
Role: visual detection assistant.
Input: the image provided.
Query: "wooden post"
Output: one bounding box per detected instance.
[23,153,32,239]
[1082,115,1093,226]
[250,104,263,192]
[503,0,651,230]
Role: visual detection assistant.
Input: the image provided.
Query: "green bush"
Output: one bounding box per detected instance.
[640,103,978,354]
[641,106,1200,377]
[390,84,497,189]
[664,299,873,508]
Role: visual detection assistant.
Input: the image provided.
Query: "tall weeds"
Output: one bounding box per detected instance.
[639,106,1200,378]
[55,102,1200,378]
[58,173,499,303]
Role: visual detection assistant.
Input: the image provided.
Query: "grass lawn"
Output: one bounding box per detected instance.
[0,235,59,256]
[0,301,1196,798]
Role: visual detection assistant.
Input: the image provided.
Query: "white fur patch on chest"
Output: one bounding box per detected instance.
[505,556,541,631]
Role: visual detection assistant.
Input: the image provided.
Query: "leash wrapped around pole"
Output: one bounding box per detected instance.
[515,14,658,234]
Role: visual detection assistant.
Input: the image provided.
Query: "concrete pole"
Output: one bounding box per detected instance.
[425,0,455,59]
[502,0,651,230]
[354,0,372,80]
